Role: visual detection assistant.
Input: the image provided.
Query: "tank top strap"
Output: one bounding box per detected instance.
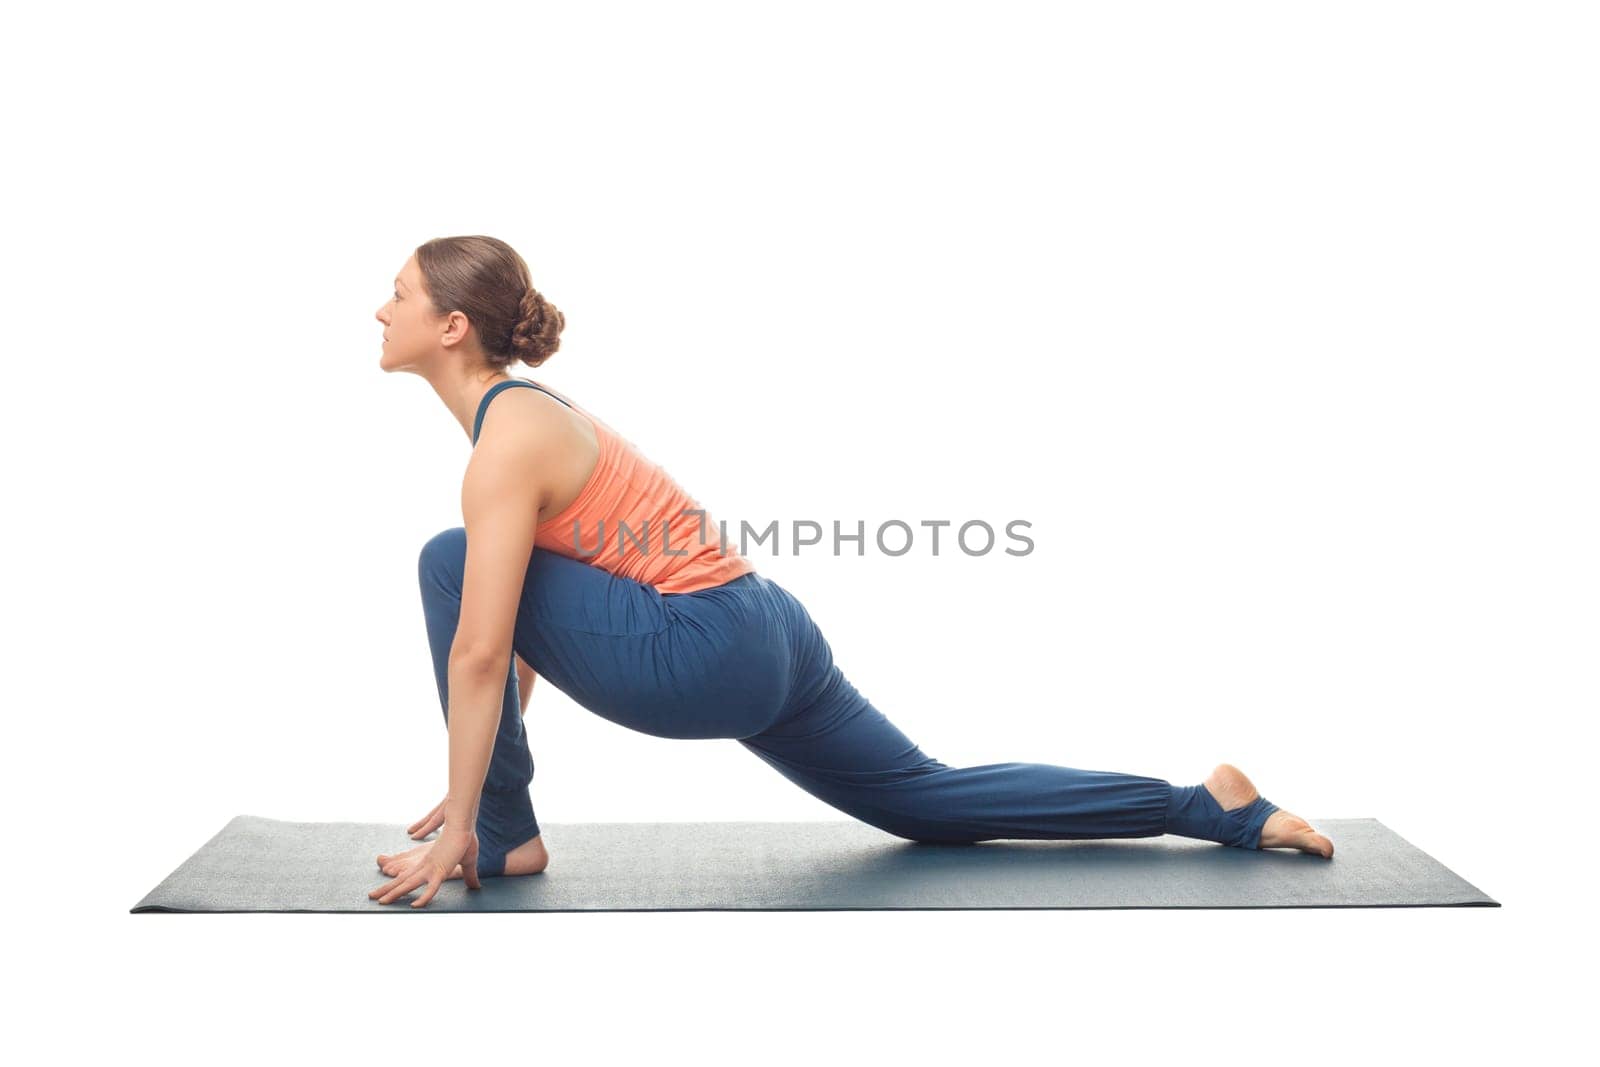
[472,378,575,444]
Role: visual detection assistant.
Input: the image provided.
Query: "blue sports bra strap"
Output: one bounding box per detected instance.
[472,379,574,444]
[523,380,575,410]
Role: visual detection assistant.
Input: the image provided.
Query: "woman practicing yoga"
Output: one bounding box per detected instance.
[368,235,1335,908]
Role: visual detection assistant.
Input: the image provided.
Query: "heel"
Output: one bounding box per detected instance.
[1165,783,1280,850]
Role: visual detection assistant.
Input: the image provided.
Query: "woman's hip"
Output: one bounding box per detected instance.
[516,548,805,737]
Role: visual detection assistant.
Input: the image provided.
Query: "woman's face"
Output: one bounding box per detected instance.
[375,255,440,372]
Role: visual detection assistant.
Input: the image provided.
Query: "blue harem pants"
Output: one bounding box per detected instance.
[417,527,1275,876]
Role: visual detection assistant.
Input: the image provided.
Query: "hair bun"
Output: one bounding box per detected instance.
[509,287,566,368]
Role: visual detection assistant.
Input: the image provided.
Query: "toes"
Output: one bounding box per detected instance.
[1287,825,1334,858]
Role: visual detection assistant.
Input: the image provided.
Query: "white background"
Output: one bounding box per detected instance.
[5,0,1594,1062]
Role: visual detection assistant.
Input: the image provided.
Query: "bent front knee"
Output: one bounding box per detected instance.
[418,526,467,585]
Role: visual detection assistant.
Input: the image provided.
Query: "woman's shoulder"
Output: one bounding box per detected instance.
[472,381,604,508]
[478,380,587,442]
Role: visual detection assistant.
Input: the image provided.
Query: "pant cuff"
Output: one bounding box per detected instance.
[1164,783,1278,849]
[475,785,541,877]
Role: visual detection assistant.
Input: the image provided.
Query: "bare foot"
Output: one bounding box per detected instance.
[376,835,550,879]
[1203,763,1334,858]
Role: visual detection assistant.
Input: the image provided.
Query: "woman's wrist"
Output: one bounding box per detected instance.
[443,795,479,835]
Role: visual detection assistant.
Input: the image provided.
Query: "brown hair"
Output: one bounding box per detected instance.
[413,235,566,369]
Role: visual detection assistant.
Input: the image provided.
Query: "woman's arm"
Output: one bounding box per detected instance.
[442,415,554,835]
[515,653,536,717]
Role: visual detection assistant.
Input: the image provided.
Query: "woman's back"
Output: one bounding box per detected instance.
[472,378,756,594]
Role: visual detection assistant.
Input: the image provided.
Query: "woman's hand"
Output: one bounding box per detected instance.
[368,825,481,908]
[407,794,449,840]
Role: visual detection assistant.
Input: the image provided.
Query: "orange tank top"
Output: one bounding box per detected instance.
[471,378,756,595]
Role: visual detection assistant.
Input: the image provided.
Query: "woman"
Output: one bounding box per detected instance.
[367,235,1335,909]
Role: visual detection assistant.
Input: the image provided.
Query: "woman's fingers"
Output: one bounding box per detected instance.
[368,871,406,902]
[410,860,454,908]
[370,851,430,904]
[374,866,428,906]
[408,799,447,839]
[377,844,422,873]
[411,876,441,908]
[407,801,437,835]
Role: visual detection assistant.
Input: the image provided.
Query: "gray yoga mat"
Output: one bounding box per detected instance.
[131,815,1497,912]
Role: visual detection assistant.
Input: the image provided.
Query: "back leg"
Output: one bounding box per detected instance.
[740,665,1174,844]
